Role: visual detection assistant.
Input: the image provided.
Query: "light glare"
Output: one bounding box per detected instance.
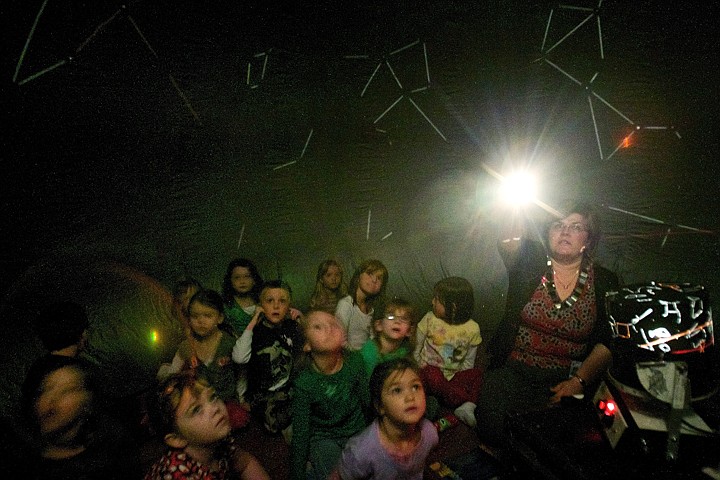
[500,172,536,205]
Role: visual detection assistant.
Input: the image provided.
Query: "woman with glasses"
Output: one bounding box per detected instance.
[475,201,619,447]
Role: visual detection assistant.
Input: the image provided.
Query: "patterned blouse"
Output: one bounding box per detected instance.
[510,265,597,369]
[144,438,236,480]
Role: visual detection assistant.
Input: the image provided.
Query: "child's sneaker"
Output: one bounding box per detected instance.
[434,413,460,432]
[454,401,477,428]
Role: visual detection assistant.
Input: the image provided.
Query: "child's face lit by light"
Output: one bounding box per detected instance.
[173,386,230,447]
[379,369,426,427]
[359,270,383,296]
[303,311,345,353]
[376,308,412,342]
[261,288,290,325]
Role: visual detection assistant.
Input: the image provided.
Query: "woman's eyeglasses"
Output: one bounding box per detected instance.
[549,222,587,234]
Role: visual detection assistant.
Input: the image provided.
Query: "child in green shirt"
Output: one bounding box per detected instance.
[290,310,370,480]
[360,297,417,377]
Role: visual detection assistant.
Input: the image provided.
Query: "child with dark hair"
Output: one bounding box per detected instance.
[222,258,263,337]
[309,259,348,313]
[171,277,203,330]
[330,357,438,480]
[232,280,303,435]
[21,355,140,479]
[359,297,417,377]
[144,372,269,480]
[158,289,250,430]
[335,259,389,351]
[414,276,483,427]
[34,301,89,357]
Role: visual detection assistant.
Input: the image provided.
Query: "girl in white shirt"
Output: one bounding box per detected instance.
[334,259,388,350]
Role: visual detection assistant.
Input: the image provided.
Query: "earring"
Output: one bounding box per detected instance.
[580,246,586,252]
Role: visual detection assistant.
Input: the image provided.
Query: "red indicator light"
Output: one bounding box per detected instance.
[597,399,616,416]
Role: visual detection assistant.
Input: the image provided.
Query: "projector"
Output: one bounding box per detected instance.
[594,283,717,461]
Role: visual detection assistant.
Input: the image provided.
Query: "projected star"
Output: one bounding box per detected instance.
[540,0,607,60]
[538,2,679,160]
[346,40,447,142]
[13,3,201,125]
[245,49,272,89]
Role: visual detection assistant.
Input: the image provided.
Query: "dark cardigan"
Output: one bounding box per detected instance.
[487,240,619,370]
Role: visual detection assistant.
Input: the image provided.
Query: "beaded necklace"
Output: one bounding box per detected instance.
[542,257,589,311]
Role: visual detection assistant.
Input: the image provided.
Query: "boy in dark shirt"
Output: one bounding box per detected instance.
[232,280,303,436]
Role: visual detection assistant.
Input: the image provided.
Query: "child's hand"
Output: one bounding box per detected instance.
[290,307,303,321]
[247,307,264,331]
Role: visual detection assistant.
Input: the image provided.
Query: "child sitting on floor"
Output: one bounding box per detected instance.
[414,276,483,427]
[21,355,141,479]
[309,259,348,313]
[144,372,269,480]
[291,310,370,480]
[335,259,389,351]
[359,297,417,377]
[232,280,303,436]
[330,357,438,479]
[222,258,263,337]
[157,289,250,430]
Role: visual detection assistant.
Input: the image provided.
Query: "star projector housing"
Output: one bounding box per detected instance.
[606,282,718,400]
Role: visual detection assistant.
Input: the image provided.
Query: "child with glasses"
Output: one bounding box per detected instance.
[359,297,417,378]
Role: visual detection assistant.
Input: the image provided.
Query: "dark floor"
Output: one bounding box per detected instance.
[233,418,290,480]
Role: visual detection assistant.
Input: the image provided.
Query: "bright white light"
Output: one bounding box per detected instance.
[499,171,537,205]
